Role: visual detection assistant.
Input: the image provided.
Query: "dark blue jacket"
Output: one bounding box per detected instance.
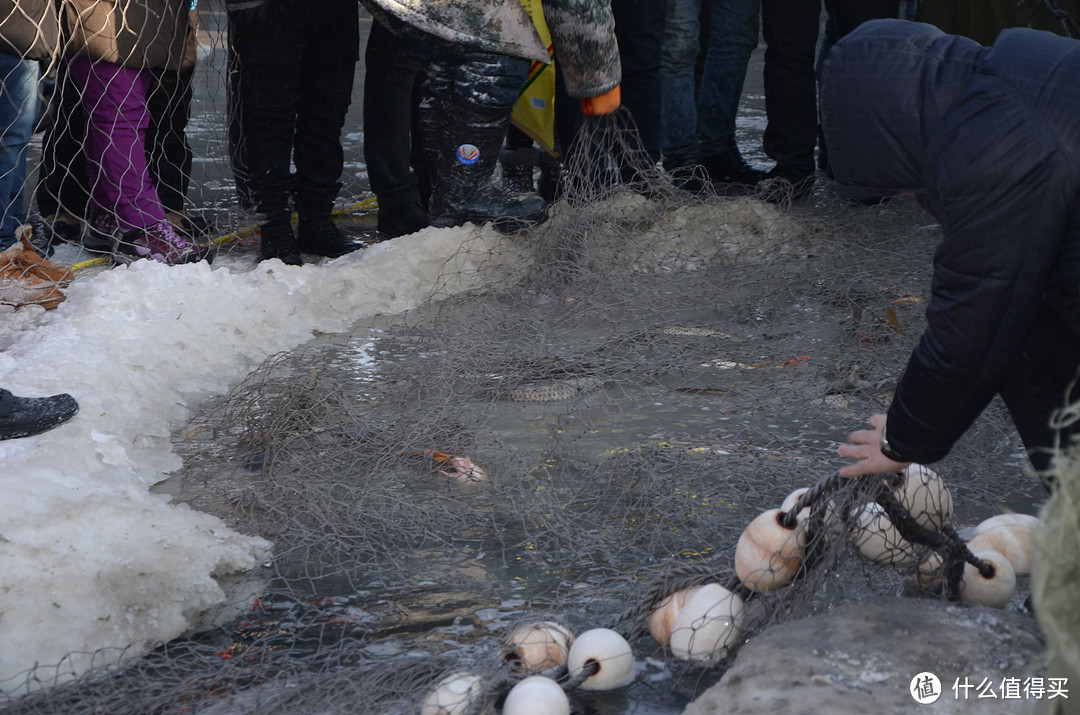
[820,20,1080,464]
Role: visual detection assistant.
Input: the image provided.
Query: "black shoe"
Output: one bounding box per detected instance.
[499,146,540,195]
[297,217,365,258]
[41,211,86,247]
[538,154,561,202]
[166,210,212,240]
[377,202,430,238]
[759,166,816,204]
[702,152,767,186]
[665,164,712,195]
[85,210,120,253]
[0,389,79,440]
[259,221,302,266]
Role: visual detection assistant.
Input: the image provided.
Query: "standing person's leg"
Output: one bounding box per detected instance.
[697,0,763,185]
[294,0,363,257]
[610,0,668,182]
[67,57,164,231]
[0,52,40,249]
[146,67,195,220]
[829,0,899,37]
[421,48,542,230]
[35,63,91,243]
[227,2,304,263]
[364,16,429,238]
[760,0,821,189]
[499,125,539,195]
[68,57,208,265]
[660,0,703,175]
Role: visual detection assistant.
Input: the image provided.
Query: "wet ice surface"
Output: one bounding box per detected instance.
[0,223,522,694]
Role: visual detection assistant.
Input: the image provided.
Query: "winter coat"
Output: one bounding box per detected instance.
[362,0,621,99]
[61,0,191,70]
[819,20,1080,465]
[0,0,61,61]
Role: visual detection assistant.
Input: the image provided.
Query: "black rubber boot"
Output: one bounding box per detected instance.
[538,152,562,203]
[0,388,79,440]
[499,146,539,195]
[259,217,302,266]
[421,94,547,233]
[702,139,767,186]
[295,188,365,257]
[377,202,429,238]
[296,216,365,258]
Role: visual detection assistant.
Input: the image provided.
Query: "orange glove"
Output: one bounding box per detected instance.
[580,85,621,116]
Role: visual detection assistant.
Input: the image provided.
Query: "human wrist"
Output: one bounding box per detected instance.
[879,424,907,463]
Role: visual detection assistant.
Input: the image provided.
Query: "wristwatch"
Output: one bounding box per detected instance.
[879,425,907,463]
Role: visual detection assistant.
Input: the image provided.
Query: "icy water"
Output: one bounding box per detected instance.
[158,291,1045,713]
[4,8,1044,711]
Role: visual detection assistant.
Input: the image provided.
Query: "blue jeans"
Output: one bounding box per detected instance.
[661,0,760,167]
[0,52,40,248]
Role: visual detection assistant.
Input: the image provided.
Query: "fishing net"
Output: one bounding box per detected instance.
[2,105,1050,713]
[0,3,1062,714]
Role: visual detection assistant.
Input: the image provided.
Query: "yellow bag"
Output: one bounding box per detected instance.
[512,0,557,156]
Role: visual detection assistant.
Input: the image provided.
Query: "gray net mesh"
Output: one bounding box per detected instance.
[0,5,1055,714]
[3,109,1047,713]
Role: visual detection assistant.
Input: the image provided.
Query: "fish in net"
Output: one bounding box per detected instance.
[2,110,1051,714]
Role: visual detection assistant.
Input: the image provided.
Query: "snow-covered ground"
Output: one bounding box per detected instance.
[0,224,527,694]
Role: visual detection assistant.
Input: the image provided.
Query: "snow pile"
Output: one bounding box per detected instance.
[0,224,527,694]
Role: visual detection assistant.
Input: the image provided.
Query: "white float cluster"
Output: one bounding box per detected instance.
[848,464,952,569]
[420,623,635,715]
[421,466,1039,713]
[840,464,1035,609]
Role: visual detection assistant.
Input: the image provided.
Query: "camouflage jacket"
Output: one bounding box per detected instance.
[365,0,621,99]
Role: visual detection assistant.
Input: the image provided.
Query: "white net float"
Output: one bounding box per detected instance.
[419,672,484,715]
[850,502,919,567]
[734,508,808,592]
[566,628,635,691]
[972,512,1038,536]
[503,621,574,675]
[668,583,744,666]
[892,463,953,531]
[959,550,1017,609]
[967,522,1033,575]
[647,586,702,646]
[502,675,570,715]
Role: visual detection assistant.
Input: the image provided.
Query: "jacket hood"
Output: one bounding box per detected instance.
[819,20,986,199]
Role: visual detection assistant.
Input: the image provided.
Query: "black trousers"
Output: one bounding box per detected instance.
[227,0,359,220]
[760,0,821,173]
[363,16,426,211]
[146,66,194,214]
[611,0,668,165]
[1000,295,1080,483]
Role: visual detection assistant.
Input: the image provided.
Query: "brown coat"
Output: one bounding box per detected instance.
[61,0,190,70]
[0,0,62,61]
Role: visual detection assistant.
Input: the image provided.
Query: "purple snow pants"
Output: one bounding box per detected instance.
[66,56,166,231]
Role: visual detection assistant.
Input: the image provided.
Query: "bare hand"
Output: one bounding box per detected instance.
[836,413,910,477]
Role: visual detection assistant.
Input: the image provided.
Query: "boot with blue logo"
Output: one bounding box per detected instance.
[421,72,547,233]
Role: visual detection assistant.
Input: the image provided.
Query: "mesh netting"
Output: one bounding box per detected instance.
[2,104,1048,713]
[0,4,1058,713]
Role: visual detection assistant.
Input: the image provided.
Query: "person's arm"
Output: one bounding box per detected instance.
[542,0,621,100]
[840,85,1070,473]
